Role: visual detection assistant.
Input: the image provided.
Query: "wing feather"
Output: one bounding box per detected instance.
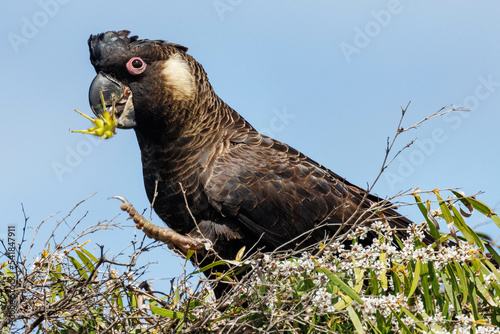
[205,131,363,246]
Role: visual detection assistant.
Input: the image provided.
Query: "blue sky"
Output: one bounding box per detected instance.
[1,1,500,285]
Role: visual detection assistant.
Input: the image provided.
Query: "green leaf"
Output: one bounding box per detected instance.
[394,233,405,249]
[401,307,429,331]
[452,262,468,306]
[421,273,433,313]
[193,260,227,274]
[485,244,500,265]
[493,310,500,327]
[391,307,412,333]
[3,267,15,277]
[68,255,88,279]
[483,256,500,291]
[452,191,500,229]
[427,262,444,309]
[364,318,383,334]
[81,248,98,263]
[49,268,63,281]
[188,300,203,310]
[468,279,480,321]
[316,267,363,304]
[368,269,380,294]
[441,268,459,313]
[467,197,494,215]
[451,206,484,252]
[353,267,365,294]
[129,291,138,308]
[172,287,180,307]
[434,190,453,224]
[150,305,185,319]
[75,249,95,273]
[334,267,364,310]
[492,214,500,229]
[413,193,440,239]
[176,321,186,333]
[115,292,124,310]
[391,270,402,295]
[235,246,246,262]
[333,293,353,311]
[379,250,388,291]
[346,305,364,334]
[451,190,471,207]
[185,249,195,261]
[464,264,498,308]
[407,259,421,298]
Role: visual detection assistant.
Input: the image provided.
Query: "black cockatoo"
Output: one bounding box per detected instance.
[87,31,422,292]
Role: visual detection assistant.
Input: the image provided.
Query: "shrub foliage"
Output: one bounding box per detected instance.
[1,190,500,333]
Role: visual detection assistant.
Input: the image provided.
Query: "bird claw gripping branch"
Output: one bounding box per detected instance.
[71,91,117,139]
[109,196,211,256]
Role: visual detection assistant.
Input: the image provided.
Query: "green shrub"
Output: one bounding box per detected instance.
[2,190,500,333]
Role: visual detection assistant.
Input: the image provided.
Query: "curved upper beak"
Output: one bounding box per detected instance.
[89,72,137,129]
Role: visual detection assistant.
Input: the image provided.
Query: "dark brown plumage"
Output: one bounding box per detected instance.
[87,31,422,292]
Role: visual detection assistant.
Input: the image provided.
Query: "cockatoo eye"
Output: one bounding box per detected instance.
[126,57,146,75]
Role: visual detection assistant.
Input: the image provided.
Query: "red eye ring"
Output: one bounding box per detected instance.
[126,57,147,75]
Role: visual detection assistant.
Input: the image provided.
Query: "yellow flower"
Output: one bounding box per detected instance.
[71,92,116,139]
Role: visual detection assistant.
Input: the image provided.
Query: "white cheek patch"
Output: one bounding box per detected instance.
[161,54,195,100]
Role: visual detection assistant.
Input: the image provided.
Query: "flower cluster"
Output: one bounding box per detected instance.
[30,251,65,271]
[243,211,500,333]
[310,287,334,314]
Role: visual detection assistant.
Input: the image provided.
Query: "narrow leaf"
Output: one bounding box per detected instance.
[193,260,227,274]
[379,250,388,290]
[81,248,98,263]
[452,262,468,306]
[68,256,88,279]
[485,244,500,270]
[468,280,480,320]
[316,267,363,304]
[433,190,453,224]
[173,287,180,307]
[451,206,484,251]
[401,307,429,331]
[185,249,195,261]
[75,249,95,273]
[407,259,421,298]
[334,267,364,310]
[346,305,364,334]
[235,246,246,262]
[150,305,185,319]
[413,193,440,239]
[391,307,412,333]
[452,191,500,229]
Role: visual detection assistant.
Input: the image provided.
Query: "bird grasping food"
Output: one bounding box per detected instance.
[86,30,431,296]
[71,91,117,139]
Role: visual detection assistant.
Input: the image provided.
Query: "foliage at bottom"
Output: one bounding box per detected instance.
[2,190,500,333]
